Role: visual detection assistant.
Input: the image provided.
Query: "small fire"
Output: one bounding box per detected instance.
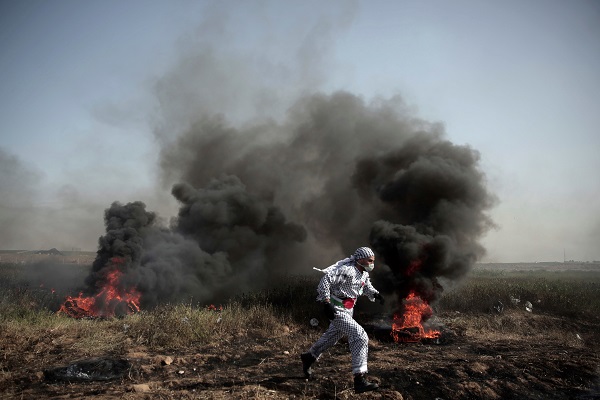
[391,290,440,342]
[58,257,141,318]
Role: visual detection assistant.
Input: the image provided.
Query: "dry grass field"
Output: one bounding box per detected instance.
[1,259,599,399]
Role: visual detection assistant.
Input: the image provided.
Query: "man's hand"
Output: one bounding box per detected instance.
[374,292,385,305]
[323,302,336,320]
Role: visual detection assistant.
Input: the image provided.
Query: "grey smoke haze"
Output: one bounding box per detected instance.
[0,147,41,249]
[83,90,494,307]
[3,1,600,265]
[0,147,107,251]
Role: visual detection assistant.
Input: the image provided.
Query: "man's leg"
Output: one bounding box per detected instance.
[335,312,369,374]
[301,320,344,377]
[335,312,379,393]
[308,320,345,358]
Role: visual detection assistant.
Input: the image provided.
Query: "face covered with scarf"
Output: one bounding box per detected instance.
[353,247,375,272]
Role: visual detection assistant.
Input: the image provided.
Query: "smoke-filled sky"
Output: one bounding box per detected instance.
[1,0,599,263]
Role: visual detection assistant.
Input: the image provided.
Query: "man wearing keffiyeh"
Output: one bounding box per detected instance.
[301,246,385,394]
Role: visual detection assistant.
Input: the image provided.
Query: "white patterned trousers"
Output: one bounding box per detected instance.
[309,308,369,374]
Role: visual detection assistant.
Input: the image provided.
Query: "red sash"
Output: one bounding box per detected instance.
[342,298,356,309]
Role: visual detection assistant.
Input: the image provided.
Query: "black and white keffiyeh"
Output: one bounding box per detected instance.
[353,247,374,260]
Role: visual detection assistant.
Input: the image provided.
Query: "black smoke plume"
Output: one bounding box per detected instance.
[82,91,494,308]
[362,135,496,305]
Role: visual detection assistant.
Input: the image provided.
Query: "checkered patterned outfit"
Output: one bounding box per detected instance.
[309,262,380,374]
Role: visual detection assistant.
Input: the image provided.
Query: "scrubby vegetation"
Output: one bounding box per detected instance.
[1,262,599,399]
[438,268,600,318]
[2,264,600,352]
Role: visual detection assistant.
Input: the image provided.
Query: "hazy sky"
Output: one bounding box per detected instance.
[1,0,599,262]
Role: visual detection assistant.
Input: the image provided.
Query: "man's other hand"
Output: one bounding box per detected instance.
[374,293,385,305]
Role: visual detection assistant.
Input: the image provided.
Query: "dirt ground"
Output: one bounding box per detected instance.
[1,312,598,400]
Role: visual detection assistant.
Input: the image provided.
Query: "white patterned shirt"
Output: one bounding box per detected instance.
[316,263,379,304]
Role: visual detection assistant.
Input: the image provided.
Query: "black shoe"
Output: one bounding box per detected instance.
[354,373,379,393]
[300,352,316,378]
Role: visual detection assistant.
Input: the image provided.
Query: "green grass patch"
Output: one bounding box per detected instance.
[438,269,600,319]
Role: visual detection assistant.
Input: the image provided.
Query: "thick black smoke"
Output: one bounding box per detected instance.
[84,91,494,307]
[361,135,496,304]
[84,201,155,296]
[85,181,308,306]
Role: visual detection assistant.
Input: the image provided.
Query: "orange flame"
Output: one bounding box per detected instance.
[391,291,440,342]
[58,262,141,318]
